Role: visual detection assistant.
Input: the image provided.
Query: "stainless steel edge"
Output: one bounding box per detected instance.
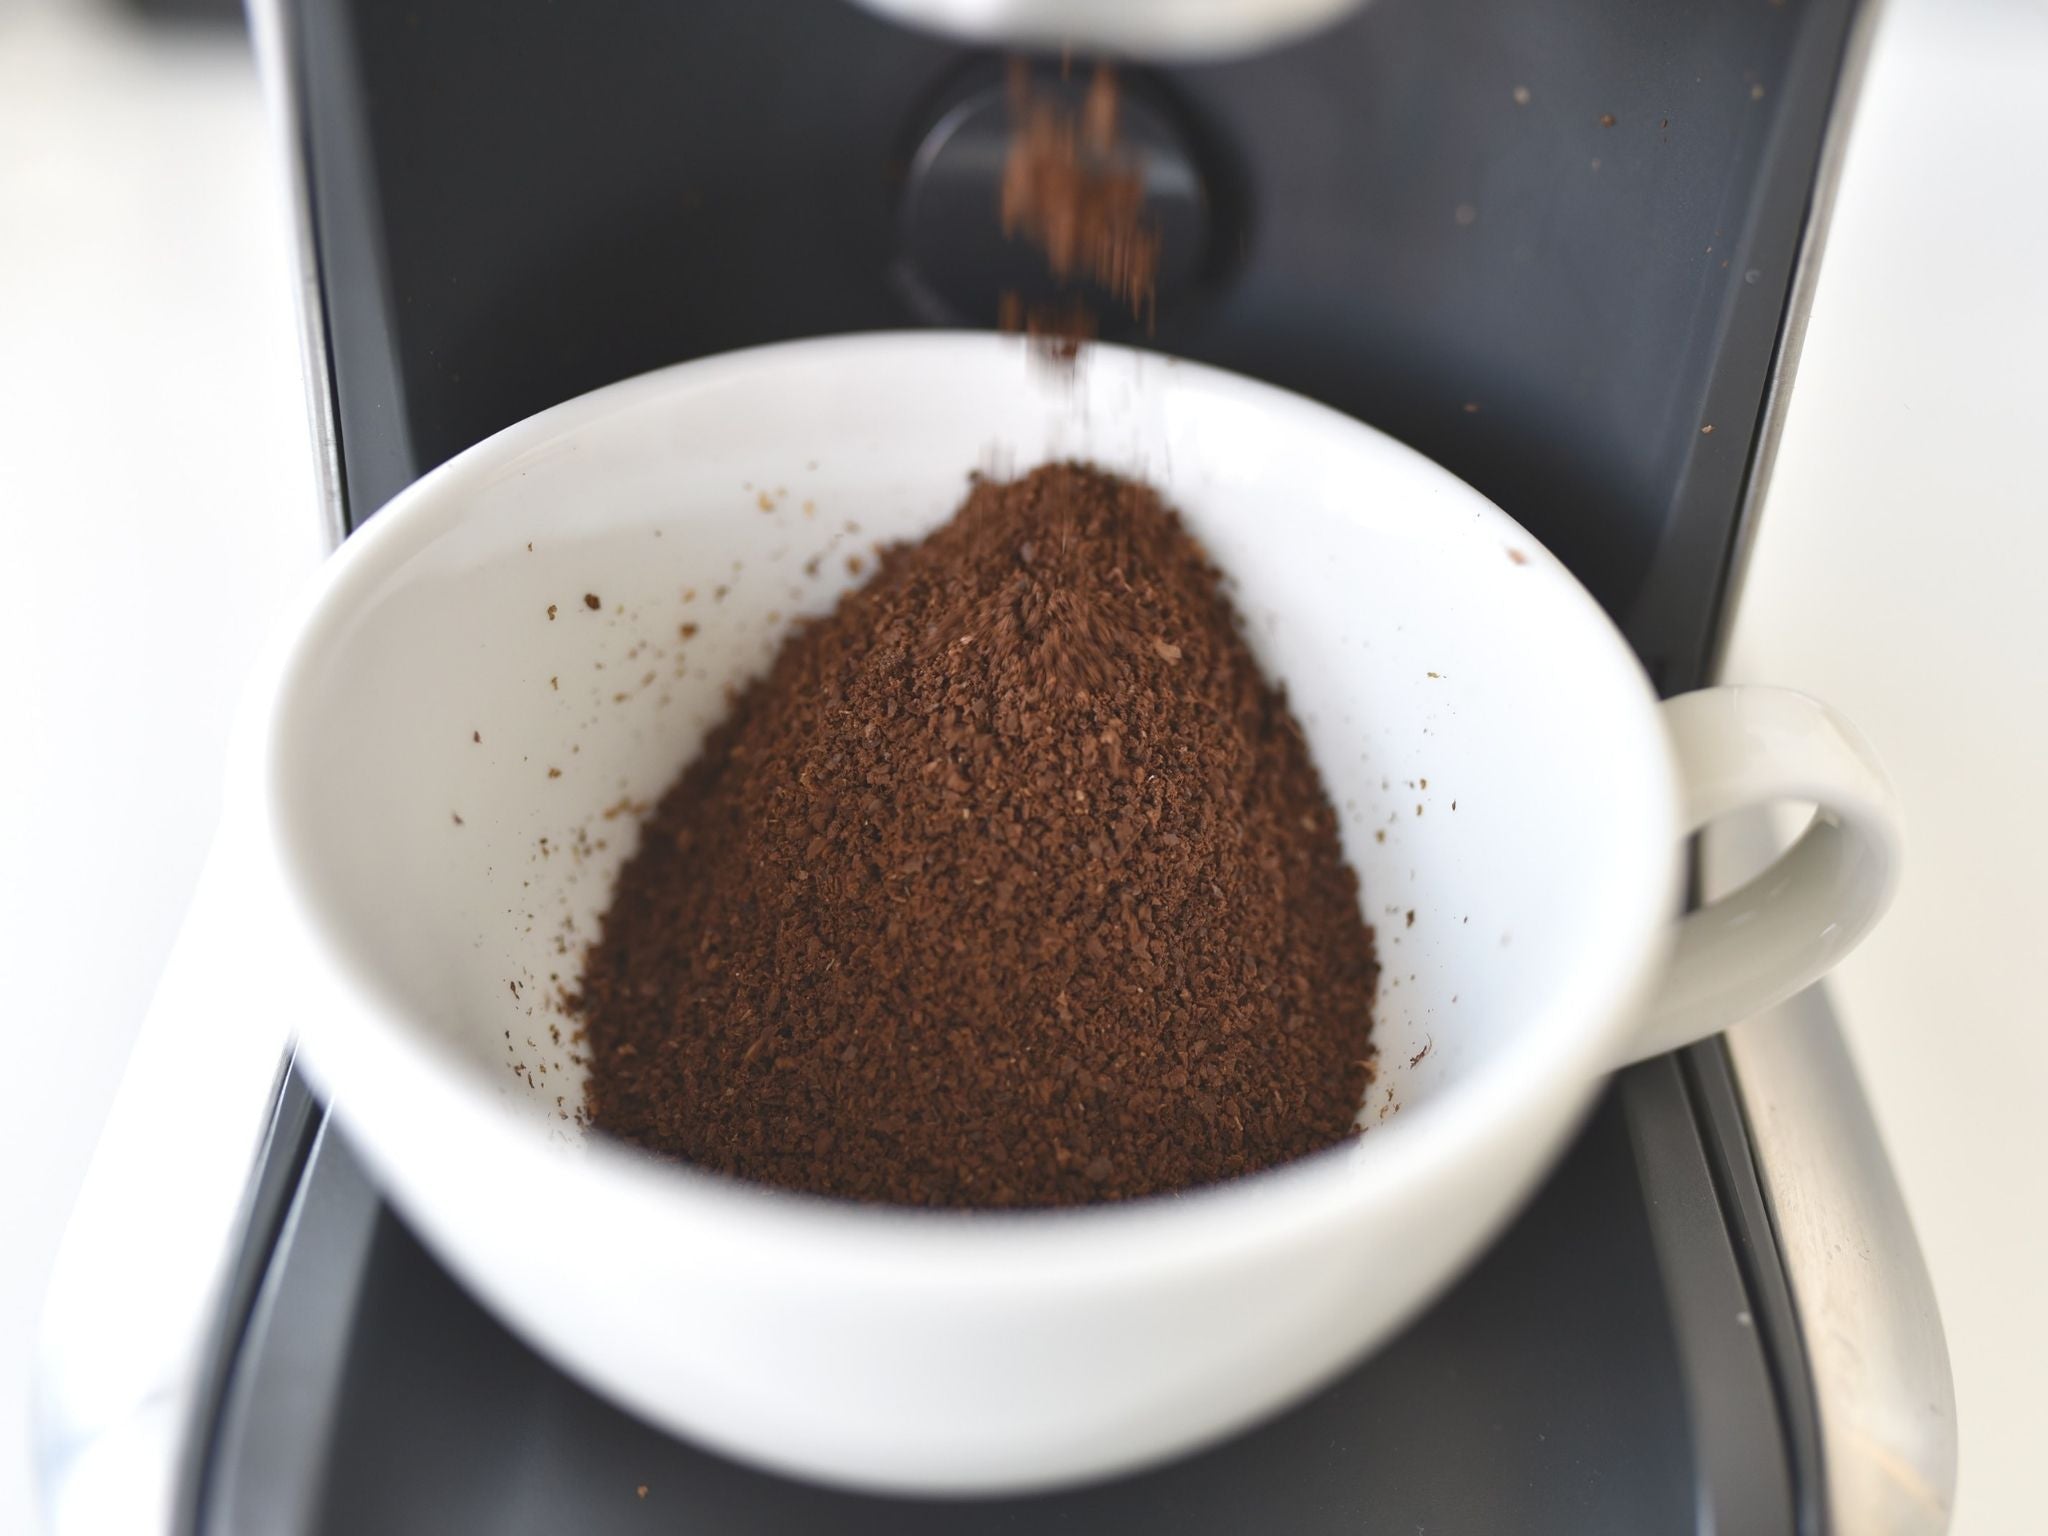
[1718,979,1959,1535]
[199,1117,383,1536]
[249,0,349,555]
[1711,0,1959,1530]
[1707,0,1878,689]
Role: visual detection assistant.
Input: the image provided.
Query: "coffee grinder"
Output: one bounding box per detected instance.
[36,1,1955,1531]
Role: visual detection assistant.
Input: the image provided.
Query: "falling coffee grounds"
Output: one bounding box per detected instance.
[997,58,1159,354]
[576,464,1379,1208]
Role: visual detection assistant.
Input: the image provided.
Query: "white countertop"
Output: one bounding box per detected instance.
[0,8,321,1535]
[0,0,2040,1530]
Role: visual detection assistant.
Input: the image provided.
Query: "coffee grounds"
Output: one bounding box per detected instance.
[996,291,1097,362]
[576,464,1378,1208]
[999,59,1160,349]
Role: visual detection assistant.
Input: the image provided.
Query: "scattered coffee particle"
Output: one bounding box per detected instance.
[1410,1037,1433,1068]
[577,464,1379,1209]
[1512,85,1532,106]
[1701,423,1716,435]
[547,767,562,779]
[680,622,699,640]
[472,730,481,744]
[547,604,557,620]
[584,593,602,610]
[846,554,865,576]
[550,676,559,690]
[1507,548,1529,565]
[1405,910,1416,928]
[1599,113,1617,127]
[636,1485,648,1500]
[757,491,775,512]
[1462,402,1480,414]
[451,811,464,826]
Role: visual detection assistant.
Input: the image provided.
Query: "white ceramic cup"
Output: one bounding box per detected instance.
[256,334,1899,1495]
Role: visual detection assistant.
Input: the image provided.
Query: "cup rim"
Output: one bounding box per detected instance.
[265,330,1685,1280]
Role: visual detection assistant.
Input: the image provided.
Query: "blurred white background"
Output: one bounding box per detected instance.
[0,3,319,1533]
[1717,1,2048,1529]
[0,0,2041,1532]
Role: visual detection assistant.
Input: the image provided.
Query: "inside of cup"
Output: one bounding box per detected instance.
[273,339,1672,1170]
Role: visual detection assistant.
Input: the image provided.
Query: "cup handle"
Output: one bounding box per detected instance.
[1619,685,1903,1065]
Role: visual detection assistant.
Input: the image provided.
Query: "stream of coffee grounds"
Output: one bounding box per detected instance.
[999,59,1160,352]
[575,464,1379,1208]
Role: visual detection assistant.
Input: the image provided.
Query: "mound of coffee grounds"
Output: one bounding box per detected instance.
[576,464,1378,1208]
